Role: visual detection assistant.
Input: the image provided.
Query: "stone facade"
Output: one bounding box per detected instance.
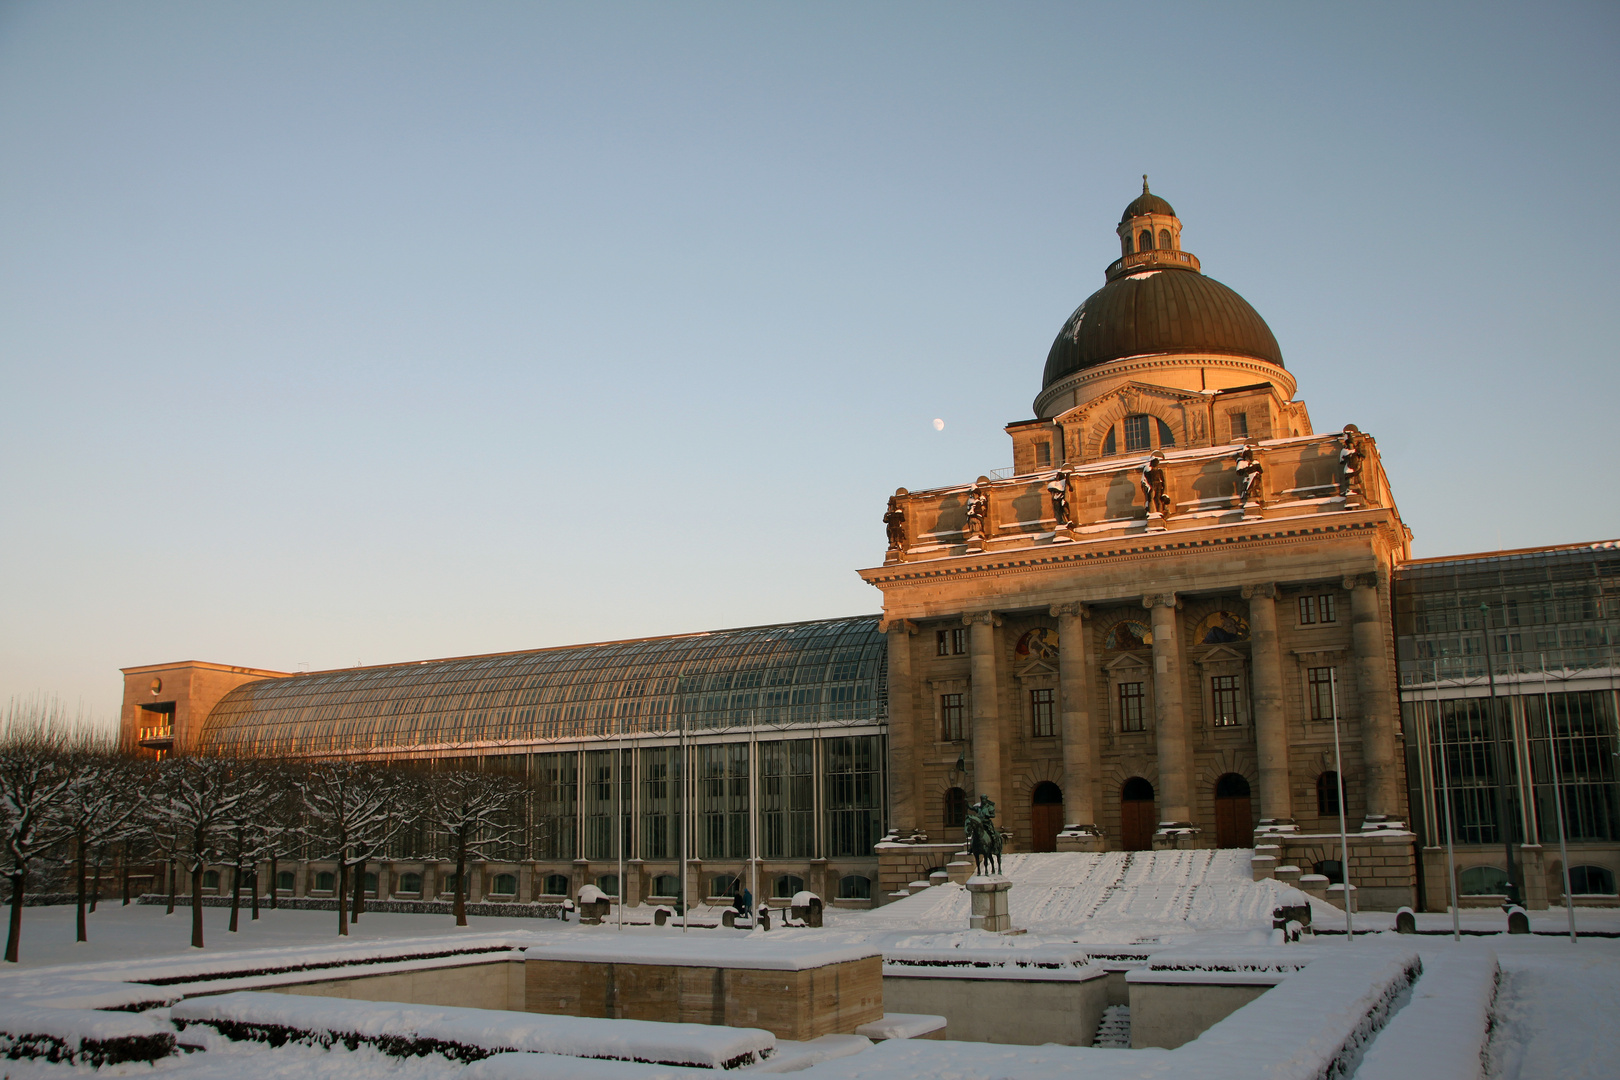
[860,185,1419,907]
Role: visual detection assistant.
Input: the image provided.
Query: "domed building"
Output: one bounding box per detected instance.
[127,183,1599,917]
[860,181,1422,908]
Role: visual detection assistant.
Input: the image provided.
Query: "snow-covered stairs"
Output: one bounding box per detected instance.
[1092,1004,1130,1048]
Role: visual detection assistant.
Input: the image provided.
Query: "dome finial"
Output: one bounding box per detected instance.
[1142,174,1150,195]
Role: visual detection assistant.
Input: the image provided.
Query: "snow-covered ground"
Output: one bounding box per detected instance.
[0,852,1616,1079]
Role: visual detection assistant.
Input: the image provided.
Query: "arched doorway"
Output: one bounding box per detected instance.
[1214,773,1253,848]
[1121,777,1155,851]
[1030,782,1063,852]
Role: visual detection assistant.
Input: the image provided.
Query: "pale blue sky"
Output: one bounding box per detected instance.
[3,2,1617,723]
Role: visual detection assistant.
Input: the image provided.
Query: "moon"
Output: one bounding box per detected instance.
[932,418,945,431]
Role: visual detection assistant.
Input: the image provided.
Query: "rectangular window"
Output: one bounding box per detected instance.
[1318,594,1337,623]
[936,630,949,656]
[533,751,577,861]
[1124,414,1151,453]
[941,693,965,741]
[1118,682,1146,732]
[1036,442,1052,466]
[698,742,749,859]
[824,735,882,857]
[583,748,631,861]
[759,739,814,859]
[1301,594,1337,625]
[952,627,967,655]
[1299,595,1316,624]
[1211,675,1243,727]
[639,745,680,861]
[1308,667,1336,721]
[1030,688,1055,737]
[1231,411,1248,437]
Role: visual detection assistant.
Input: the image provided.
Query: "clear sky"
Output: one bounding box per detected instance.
[2,2,1617,725]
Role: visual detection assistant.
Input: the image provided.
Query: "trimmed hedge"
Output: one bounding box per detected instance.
[136,893,565,918]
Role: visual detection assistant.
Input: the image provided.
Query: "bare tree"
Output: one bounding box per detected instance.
[258,763,305,911]
[154,756,263,949]
[56,741,144,943]
[424,767,523,926]
[299,762,398,936]
[0,701,75,963]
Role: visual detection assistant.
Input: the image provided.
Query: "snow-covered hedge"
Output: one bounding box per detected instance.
[170,991,775,1070]
[1176,947,1421,1080]
[1354,951,1499,1080]
[466,1051,719,1080]
[136,894,566,918]
[0,1003,175,1066]
[140,943,519,987]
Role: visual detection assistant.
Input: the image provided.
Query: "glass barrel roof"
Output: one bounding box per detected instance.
[197,615,887,758]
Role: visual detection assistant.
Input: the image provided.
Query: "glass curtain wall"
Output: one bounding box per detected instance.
[583,748,633,861]
[533,751,578,860]
[639,746,682,861]
[760,739,814,858]
[1525,691,1620,841]
[824,735,882,857]
[699,743,749,859]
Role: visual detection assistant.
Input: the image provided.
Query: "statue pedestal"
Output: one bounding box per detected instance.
[966,875,1013,932]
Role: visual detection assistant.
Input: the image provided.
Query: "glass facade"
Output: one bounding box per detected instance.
[1398,543,1620,850]
[198,616,886,757]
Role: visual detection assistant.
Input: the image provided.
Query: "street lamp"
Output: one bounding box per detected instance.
[1478,602,1520,907]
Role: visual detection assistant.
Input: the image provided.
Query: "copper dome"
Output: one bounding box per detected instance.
[1041,266,1285,390]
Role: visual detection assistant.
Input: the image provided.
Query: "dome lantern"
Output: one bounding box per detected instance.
[1114,175,1194,272]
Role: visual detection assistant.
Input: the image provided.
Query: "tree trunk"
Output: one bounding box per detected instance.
[121,842,131,906]
[454,840,468,927]
[352,858,365,923]
[337,861,349,936]
[166,858,176,915]
[6,868,26,963]
[268,853,278,910]
[75,828,88,943]
[190,861,205,949]
[251,868,260,920]
[91,852,102,913]
[228,865,241,933]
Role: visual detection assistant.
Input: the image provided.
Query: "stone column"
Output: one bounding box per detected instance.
[1144,594,1194,835]
[1051,602,1100,845]
[1347,574,1400,824]
[1243,583,1293,829]
[964,612,1004,809]
[883,619,919,835]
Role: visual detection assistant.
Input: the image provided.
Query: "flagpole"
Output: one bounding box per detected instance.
[1329,668,1353,940]
[1542,654,1577,942]
[1434,661,1460,941]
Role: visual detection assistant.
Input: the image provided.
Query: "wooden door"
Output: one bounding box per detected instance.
[1031,801,1063,852]
[1121,797,1155,851]
[1214,795,1253,848]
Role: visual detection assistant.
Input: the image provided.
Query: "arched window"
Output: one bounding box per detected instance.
[490,873,518,896]
[652,873,680,897]
[441,873,462,897]
[709,873,739,899]
[1155,418,1175,448]
[838,875,872,900]
[276,870,296,894]
[1122,234,1134,256]
[1158,229,1171,250]
[1102,428,1117,456]
[1570,865,1617,895]
[1317,772,1341,816]
[1139,229,1154,251]
[202,869,220,891]
[1124,414,1151,453]
[362,871,377,897]
[774,874,805,898]
[314,871,336,893]
[1459,866,1510,896]
[595,874,619,898]
[944,787,968,829]
[541,873,570,896]
[396,872,423,895]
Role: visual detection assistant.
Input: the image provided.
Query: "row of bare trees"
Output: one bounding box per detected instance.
[1,700,525,962]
